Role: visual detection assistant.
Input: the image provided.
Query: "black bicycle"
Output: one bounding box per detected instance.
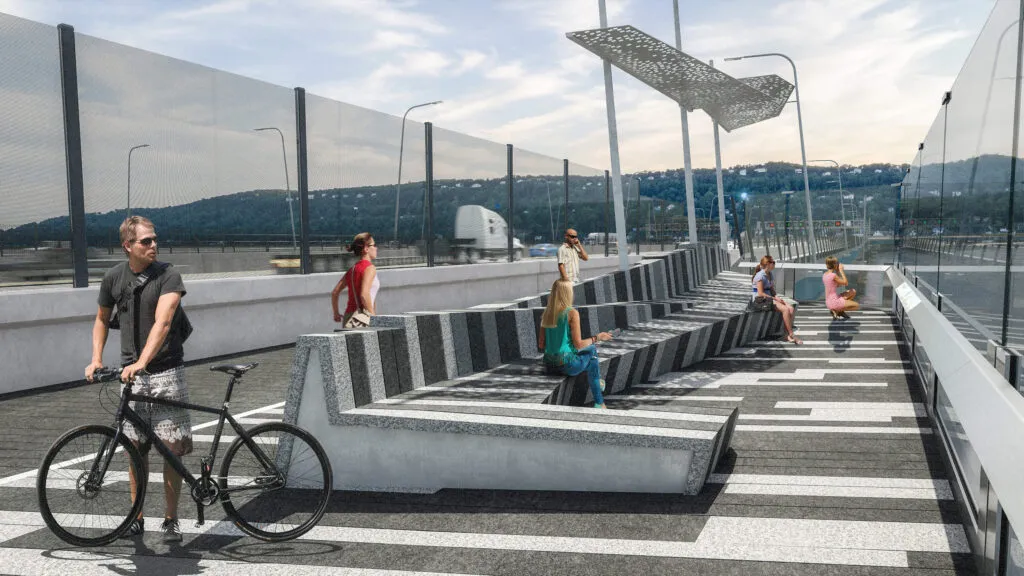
[36,363,332,547]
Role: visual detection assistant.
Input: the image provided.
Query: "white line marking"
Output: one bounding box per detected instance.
[0,547,483,576]
[708,473,954,500]
[0,511,969,567]
[735,425,932,434]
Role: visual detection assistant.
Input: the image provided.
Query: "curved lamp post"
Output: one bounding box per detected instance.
[127,144,149,216]
[254,127,296,249]
[394,100,442,242]
[725,52,816,255]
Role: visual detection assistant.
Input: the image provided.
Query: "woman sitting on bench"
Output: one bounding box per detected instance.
[752,255,801,345]
[823,256,859,319]
[537,279,614,408]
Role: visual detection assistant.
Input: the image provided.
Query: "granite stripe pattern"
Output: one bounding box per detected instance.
[284,247,794,497]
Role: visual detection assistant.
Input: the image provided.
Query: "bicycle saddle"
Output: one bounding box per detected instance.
[210,363,259,377]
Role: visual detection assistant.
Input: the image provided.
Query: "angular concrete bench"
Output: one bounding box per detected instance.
[283,247,775,495]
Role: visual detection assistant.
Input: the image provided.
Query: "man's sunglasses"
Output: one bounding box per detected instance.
[134,236,157,247]
[566,234,577,239]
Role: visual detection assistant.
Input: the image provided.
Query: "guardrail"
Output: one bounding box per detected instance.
[888,265,1024,573]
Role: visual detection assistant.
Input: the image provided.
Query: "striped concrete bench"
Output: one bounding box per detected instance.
[283,247,776,494]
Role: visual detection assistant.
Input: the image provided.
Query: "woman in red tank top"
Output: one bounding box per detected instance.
[331,233,379,325]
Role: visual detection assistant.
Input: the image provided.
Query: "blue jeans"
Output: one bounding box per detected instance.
[547,344,604,406]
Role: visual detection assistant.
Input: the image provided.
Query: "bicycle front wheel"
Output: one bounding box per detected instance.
[37,425,146,547]
[219,422,332,541]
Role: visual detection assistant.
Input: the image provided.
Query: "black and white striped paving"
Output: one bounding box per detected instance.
[0,305,974,574]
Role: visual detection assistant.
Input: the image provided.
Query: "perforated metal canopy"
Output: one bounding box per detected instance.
[566,25,793,132]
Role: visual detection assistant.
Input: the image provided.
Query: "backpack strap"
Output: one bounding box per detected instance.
[130,262,171,360]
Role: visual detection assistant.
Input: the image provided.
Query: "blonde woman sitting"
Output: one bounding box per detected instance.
[822,256,859,319]
[537,279,614,408]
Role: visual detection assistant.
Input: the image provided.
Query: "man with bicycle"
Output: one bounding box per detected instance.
[85,215,191,542]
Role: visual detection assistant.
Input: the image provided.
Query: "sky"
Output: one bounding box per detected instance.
[0,0,1004,226]
[0,0,995,167]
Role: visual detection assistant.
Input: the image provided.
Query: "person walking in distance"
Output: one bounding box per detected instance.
[84,216,192,542]
[557,228,589,284]
[332,232,379,328]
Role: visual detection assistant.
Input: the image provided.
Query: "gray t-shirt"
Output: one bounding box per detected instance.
[98,261,187,368]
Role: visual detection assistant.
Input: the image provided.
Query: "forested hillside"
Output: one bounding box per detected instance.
[6,160,971,248]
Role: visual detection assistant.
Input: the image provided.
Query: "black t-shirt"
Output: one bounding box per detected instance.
[98,261,187,368]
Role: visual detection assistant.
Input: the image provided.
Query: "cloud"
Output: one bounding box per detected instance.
[502,0,630,32]
[305,0,447,35]
[366,29,421,51]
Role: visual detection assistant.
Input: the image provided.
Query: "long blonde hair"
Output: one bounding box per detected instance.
[825,256,839,272]
[541,279,574,328]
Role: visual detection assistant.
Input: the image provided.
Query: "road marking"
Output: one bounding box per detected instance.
[0,510,969,568]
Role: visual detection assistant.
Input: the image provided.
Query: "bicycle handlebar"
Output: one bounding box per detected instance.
[90,367,123,383]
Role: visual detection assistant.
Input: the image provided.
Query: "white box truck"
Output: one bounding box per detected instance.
[451,205,524,263]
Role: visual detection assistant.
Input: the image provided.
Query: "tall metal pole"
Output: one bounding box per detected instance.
[634,178,641,255]
[604,170,611,257]
[710,59,728,253]
[1000,5,1023,347]
[294,87,311,274]
[725,53,816,255]
[126,144,149,216]
[599,0,629,271]
[507,144,514,263]
[673,0,697,245]
[255,127,295,249]
[394,100,442,242]
[58,24,89,287]
[563,159,570,232]
[425,122,435,267]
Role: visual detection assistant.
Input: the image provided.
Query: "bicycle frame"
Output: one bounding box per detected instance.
[88,373,283,499]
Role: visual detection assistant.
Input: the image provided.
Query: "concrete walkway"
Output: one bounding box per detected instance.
[0,305,973,575]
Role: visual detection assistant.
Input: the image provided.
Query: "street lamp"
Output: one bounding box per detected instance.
[394,100,442,242]
[809,159,848,248]
[725,52,816,255]
[126,144,149,216]
[254,127,296,249]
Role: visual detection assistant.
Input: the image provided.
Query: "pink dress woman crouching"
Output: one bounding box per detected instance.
[822,271,845,312]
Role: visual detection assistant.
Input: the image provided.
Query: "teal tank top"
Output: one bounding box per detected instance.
[543,307,576,366]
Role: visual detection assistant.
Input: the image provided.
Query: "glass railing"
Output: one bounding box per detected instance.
[0,14,71,287]
[0,14,609,287]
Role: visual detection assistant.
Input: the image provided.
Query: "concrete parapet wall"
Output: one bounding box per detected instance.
[0,255,634,395]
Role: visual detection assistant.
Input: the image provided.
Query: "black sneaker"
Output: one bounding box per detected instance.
[160,518,182,542]
[119,517,144,539]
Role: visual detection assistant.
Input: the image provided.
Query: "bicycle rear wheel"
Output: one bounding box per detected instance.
[219,422,332,542]
[37,425,146,547]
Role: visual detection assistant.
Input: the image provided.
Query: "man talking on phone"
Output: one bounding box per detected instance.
[557,228,589,284]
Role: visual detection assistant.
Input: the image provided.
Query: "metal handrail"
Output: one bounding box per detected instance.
[888,266,1024,533]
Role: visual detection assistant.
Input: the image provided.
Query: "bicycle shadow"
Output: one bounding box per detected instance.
[40,538,203,576]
